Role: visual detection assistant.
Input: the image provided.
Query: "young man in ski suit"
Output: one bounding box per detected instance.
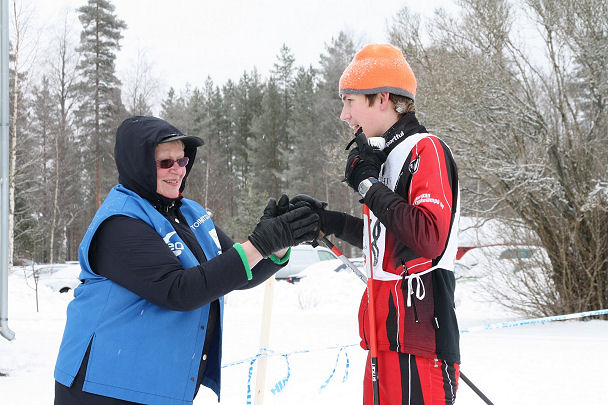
[293,44,460,404]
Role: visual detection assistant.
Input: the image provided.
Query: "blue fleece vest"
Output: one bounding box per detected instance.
[54,185,224,404]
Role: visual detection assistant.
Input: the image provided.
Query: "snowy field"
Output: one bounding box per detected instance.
[2,259,608,404]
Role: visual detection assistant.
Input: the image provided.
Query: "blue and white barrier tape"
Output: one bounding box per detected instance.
[231,308,608,402]
[231,344,357,404]
[319,346,350,391]
[270,354,290,395]
[460,308,608,334]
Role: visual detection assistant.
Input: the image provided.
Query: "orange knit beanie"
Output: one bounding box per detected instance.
[339,44,416,101]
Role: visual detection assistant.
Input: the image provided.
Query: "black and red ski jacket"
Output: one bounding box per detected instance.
[339,112,460,364]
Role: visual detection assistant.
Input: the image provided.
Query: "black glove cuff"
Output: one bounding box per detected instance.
[322,210,346,237]
[247,234,271,258]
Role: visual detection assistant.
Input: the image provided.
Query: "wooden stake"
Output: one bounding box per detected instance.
[255,275,276,405]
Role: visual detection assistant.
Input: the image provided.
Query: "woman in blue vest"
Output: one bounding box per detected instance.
[54,116,319,405]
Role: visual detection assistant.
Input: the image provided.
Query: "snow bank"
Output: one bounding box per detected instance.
[2,259,607,404]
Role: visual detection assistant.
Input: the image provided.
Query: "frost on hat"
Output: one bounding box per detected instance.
[339,44,417,101]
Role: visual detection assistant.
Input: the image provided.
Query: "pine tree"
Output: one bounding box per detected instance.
[250,78,284,199]
[287,66,322,195]
[316,33,360,256]
[317,33,357,198]
[186,83,210,206]
[74,0,127,211]
[210,82,235,226]
[217,79,240,238]
[160,87,191,129]
[233,70,264,189]
[30,76,58,262]
[271,44,296,172]
[231,70,266,239]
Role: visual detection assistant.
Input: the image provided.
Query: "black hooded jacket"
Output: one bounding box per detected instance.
[95,116,280,308]
[55,116,282,404]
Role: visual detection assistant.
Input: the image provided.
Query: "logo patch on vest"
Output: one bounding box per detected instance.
[190,213,210,230]
[409,156,420,174]
[163,231,184,256]
[208,229,222,254]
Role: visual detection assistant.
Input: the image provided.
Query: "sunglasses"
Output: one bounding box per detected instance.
[156,157,189,169]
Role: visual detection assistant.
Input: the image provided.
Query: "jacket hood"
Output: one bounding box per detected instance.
[114,116,203,204]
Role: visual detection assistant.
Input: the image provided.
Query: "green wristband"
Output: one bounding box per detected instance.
[269,247,291,265]
[233,243,252,280]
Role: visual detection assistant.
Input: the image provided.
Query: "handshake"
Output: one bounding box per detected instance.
[248,195,345,258]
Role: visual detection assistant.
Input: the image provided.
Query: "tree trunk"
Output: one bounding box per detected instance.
[8,0,21,268]
[49,115,61,265]
[95,3,101,208]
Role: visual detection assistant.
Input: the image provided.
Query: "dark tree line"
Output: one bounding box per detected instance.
[157,34,360,249]
[10,0,128,265]
[8,0,607,317]
[9,0,360,266]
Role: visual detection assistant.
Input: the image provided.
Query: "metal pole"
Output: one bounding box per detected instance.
[1,0,16,341]
[363,204,380,405]
[460,372,495,405]
[319,236,368,284]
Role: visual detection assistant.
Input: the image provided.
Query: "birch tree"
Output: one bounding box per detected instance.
[8,0,35,266]
[47,14,80,263]
[123,49,158,116]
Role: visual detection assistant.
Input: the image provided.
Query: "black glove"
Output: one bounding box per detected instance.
[344,130,387,192]
[248,199,320,257]
[259,194,291,221]
[290,195,346,237]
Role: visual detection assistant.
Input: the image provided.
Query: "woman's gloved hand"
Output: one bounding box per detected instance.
[248,196,320,258]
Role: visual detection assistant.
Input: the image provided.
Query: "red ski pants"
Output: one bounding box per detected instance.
[363,351,459,405]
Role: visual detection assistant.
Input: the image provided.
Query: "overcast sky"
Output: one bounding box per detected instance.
[23,0,457,111]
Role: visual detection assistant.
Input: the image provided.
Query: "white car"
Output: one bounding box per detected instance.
[274,244,346,281]
[17,262,82,293]
[455,245,545,280]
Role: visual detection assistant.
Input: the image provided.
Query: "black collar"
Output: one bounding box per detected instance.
[151,194,182,213]
[382,113,427,155]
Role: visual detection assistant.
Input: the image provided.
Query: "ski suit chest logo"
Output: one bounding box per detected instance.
[409,155,420,174]
[163,231,184,256]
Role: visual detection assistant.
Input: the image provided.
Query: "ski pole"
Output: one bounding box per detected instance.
[460,372,494,405]
[363,204,381,405]
[317,236,368,284]
[316,238,495,405]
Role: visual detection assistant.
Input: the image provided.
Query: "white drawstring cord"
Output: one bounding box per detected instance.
[406,273,426,307]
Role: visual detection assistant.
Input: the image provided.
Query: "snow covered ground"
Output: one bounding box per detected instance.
[1,259,607,404]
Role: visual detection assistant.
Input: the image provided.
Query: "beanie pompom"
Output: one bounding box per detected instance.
[339,44,416,101]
